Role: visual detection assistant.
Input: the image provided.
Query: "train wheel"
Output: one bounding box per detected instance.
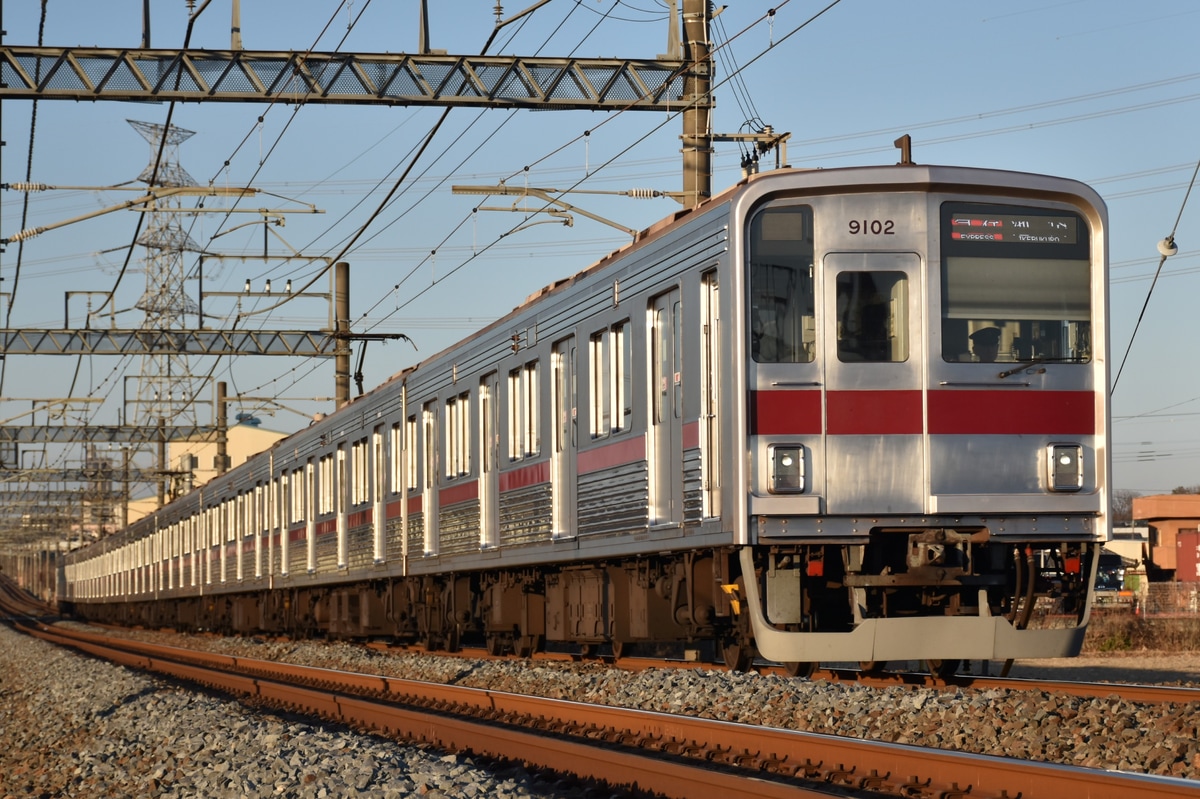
[722,641,753,672]
[486,634,506,657]
[445,627,461,653]
[514,634,537,659]
[859,660,885,674]
[611,640,628,660]
[783,661,817,678]
[926,658,961,679]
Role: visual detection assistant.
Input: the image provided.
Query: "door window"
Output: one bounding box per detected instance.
[835,271,909,363]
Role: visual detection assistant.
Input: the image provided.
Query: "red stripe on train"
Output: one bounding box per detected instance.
[928,390,1095,435]
[500,460,550,491]
[749,390,822,435]
[578,435,645,474]
[751,388,1097,436]
[827,390,923,435]
[440,479,478,507]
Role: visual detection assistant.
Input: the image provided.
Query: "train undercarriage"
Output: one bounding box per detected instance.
[65,531,1098,676]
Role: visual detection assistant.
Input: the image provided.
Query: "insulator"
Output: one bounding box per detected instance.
[627,188,660,199]
[7,227,44,242]
[8,183,51,192]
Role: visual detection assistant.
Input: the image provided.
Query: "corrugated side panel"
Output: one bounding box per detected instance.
[441,500,482,555]
[268,541,281,578]
[406,513,425,556]
[347,525,373,570]
[682,447,703,526]
[386,518,405,562]
[287,537,306,575]
[578,461,648,536]
[500,484,552,545]
[315,533,338,572]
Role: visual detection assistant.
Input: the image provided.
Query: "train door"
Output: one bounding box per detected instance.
[372,425,385,562]
[552,338,577,537]
[480,372,500,548]
[336,444,348,568]
[701,270,721,518]
[650,287,683,526]
[821,252,924,514]
[422,400,439,555]
[305,459,316,573]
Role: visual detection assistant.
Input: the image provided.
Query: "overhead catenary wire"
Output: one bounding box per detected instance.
[0,0,50,399]
[343,2,808,332]
[5,2,365,494]
[353,1,838,334]
[20,2,1196,490]
[153,4,568,408]
[70,2,367,443]
[1111,156,1200,393]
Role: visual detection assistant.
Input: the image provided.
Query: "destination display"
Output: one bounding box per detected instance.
[949,213,1078,244]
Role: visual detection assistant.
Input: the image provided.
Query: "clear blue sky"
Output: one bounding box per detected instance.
[2,0,1200,496]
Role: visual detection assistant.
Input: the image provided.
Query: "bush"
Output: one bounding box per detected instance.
[1082,610,1200,653]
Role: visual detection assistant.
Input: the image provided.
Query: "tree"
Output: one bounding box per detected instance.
[1111,488,1140,523]
[1170,485,1200,495]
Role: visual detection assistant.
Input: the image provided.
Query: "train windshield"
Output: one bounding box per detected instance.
[939,202,1091,364]
[748,205,815,363]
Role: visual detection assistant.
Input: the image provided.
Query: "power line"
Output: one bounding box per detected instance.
[1111,156,1200,393]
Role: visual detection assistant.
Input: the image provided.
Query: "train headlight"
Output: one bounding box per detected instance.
[1047,443,1083,492]
[769,445,805,493]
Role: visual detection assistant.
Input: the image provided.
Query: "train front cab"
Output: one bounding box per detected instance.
[733,167,1108,669]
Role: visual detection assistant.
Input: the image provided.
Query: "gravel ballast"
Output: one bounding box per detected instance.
[0,625,572,798]
[142,631,1200,780]
[3,622,1199,796]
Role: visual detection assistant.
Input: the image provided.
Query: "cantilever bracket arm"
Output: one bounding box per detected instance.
[453,184,638,238]
[347,333,416,396]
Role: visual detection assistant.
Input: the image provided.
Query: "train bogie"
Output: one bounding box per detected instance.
[64,164,1110,672]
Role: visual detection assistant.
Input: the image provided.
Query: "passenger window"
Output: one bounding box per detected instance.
[836,271,908,362]
[748,205,815,363]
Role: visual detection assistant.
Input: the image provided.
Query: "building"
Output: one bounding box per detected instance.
[1131,494,1200,581]
[1108,525,1150,564]
[127,422,287,524]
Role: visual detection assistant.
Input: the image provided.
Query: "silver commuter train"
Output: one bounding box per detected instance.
[63,163,1110,674]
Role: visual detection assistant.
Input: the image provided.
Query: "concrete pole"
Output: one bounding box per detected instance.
[216,381,228,476]
[335,261,351,409]
[681,0,712,208]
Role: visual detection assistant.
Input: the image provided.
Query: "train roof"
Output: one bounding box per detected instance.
[360,161,1102,393]
[131,162,1105,513]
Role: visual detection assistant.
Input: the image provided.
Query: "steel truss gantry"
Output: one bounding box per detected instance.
[0,426,215,445]
[0,328,335,357]
[0,47,689,111]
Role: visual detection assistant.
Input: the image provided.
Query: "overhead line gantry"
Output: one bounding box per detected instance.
[0,0,730,541]
[0,47,687,111]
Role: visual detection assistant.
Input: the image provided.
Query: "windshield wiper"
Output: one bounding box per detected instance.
[997,356,1083,379]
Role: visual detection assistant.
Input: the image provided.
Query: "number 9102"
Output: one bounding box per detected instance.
[848,219,895,235]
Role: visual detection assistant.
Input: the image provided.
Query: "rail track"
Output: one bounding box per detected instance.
[0,573,55,619]
[357,640,1200,706]
[11,618,1198,799]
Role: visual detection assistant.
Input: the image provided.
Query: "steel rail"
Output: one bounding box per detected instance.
[814,666,1200,706]
[18,622,1199,799]
[19,622,831,799]
[367,643,1200,706]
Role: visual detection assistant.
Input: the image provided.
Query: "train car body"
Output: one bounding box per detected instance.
[63,164,1110,673]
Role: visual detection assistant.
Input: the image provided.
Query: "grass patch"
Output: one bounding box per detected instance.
[1083,611,1200,653]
